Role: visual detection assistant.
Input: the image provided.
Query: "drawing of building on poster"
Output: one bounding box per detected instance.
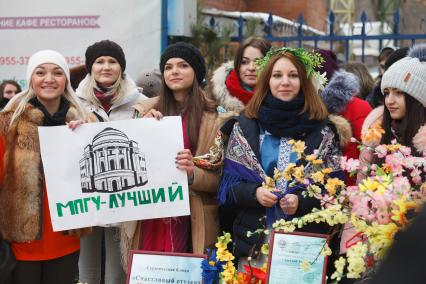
[79,127,148,193]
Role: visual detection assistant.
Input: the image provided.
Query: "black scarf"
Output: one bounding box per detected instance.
[258,92,323,139]
[0,98,9,110]
[29,97,70,126]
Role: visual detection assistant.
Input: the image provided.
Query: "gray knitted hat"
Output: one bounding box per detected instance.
[381,56,426,107]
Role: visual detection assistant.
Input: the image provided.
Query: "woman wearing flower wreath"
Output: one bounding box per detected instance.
[0,50,90,284]
[209,36,271,113]
[218,47,351,271]
[132,42,221,255]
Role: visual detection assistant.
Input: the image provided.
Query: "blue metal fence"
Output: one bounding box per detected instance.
[227,11,426,63]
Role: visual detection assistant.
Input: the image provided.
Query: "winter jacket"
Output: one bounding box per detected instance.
[76,74,147,121]
[75,73,147,268]
[220,113,351,260]
[132,97,221,254]
[0,103,92,243]
[209,61,246,113]
[322,70,372,161]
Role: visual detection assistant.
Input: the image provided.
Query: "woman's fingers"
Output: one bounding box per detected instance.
[143,109,163,120]
[280,194,299,215]
[67,119,87,130]
[175,149,194,178]
[256,187,278,207]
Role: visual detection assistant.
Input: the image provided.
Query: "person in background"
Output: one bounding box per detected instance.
[366,47,409,108]
[377,46,395,77]
[0,80,21,110]
[76,39,147,284]
[69,64,87,91]
[133,42,221,255]
[0,50,90,284]
[321,70,372,177]
[340,62,375,100]
[135,69,162,98]
[314,48,339,82]
[210,36,271,113]
[218,47,351,273]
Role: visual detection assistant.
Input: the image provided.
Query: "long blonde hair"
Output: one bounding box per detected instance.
[79,72,128,108]
[5,84,88,127]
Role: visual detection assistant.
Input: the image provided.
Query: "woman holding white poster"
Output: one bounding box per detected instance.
[0,50,90,284]
[133,42,221,255]
[76,40,147,284]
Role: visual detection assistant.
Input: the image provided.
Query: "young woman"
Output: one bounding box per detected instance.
[76,39,147,284]
[339,53,426,270]
[0,50,89,284]
[210,36,271,112]
[133,42,221,254]
[0,80,22,109]
[218,48,350,269]
[359,54,426,167]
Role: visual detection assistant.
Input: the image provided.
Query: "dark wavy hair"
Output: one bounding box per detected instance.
[380,93,426,155]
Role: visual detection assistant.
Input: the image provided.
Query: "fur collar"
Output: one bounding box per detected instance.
[329,114,352,149]
[322,70,360,114]
[210,61,245,113]
[0,103,81,242]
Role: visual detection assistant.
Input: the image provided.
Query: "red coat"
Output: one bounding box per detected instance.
[341,97,372,160]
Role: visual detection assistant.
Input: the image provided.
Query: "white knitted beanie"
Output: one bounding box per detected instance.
[26,50,71,87]
[381,56,426,107]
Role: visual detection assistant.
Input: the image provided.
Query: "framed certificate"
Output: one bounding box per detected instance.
[126,250,205,284]
[266,231,329,284]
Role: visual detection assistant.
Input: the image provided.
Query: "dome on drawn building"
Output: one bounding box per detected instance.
[92,127,129,148]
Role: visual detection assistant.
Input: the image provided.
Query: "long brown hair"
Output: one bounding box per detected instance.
[157,76,216,148]
[245,52,328,120]
[234,37,272,79]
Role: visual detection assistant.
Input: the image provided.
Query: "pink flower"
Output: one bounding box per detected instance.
[340,157,361,172]
[411,168,422,185]
[399,146,412,156]
[375,145,387,158]
[393,176,411,195]
[385,154,404,176]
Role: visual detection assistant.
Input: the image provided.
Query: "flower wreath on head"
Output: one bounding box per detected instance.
[255,47,328,86]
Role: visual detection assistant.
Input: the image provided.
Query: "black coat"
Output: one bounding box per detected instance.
[220,113,343,263]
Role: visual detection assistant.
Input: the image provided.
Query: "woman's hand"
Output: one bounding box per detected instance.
[280,194,299,215]
[66,119,87,130]
[255,187,278,208]
[143,109,163,120]
[176,149,194,181]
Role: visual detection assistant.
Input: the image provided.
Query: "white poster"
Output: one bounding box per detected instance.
[38,117,189,232]
[0,0,164,88]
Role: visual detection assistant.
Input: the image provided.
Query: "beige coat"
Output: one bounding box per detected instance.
[132,97,221,254]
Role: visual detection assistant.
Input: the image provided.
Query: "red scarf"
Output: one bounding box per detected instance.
[94,89,113,112]
[224,69,254,105]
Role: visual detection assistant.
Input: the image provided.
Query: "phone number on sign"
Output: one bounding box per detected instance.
[0,56,83,66]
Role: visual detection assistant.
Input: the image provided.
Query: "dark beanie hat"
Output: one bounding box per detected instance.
[159,42,206,84]
[384,47,409,71]
[314,48,339,82]
[85,40,126,74]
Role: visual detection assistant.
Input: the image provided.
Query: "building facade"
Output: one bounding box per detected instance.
[80,127,148,193]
